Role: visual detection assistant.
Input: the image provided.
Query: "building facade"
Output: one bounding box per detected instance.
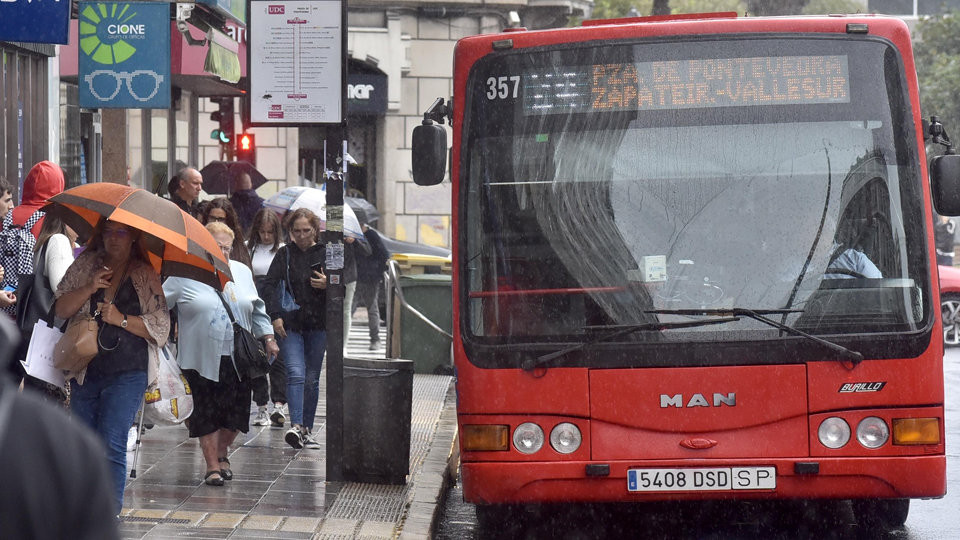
[4,0,589,247]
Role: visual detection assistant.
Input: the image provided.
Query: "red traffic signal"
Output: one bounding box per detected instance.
[236,133,256,165]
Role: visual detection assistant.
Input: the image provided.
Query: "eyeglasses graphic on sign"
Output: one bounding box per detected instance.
[83,70,164,102]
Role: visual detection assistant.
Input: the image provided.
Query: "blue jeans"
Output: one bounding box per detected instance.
[70,369,147,514]
[282,329,326,430]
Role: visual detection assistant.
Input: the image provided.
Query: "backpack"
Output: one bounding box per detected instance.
[0,210,44,297]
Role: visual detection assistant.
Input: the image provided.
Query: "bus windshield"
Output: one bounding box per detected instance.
[461,36,930,355]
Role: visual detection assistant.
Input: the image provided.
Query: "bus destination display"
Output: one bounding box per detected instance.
[521,55,849,115]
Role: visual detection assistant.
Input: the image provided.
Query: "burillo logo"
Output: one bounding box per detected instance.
[79,3,146,65]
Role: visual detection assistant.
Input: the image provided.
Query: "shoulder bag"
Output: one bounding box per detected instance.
[15,243,54,335]
[53,263,129,373]
[217,288,269,381]
[278,247,300,313]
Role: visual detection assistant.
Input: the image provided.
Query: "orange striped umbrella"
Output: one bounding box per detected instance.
[46,183,232,290]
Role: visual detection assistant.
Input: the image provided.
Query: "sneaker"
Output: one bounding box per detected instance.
[303,428,321,450]
[126,426,139,452]
[369,340,381,351]
[270,403,287,427]
[253,405,270,426]
[285,426,304,449]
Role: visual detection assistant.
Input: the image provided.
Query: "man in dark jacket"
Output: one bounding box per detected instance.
[352,224,389,349]
[229,172,264,237]
[169,167,203,218]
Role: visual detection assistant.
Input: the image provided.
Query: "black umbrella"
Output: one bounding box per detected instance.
[346,196,380,226]
[199,160,269,194]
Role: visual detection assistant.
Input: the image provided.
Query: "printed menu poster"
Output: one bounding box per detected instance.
[249,0,342,124]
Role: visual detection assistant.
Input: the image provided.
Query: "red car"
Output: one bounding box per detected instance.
[940,264,960,345]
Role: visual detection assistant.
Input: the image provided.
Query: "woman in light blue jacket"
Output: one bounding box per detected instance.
[162,222,279,486]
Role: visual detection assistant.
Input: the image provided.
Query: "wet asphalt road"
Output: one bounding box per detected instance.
[435,347,960,540]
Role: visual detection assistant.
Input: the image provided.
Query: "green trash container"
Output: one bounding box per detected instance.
[388,274,452,374]
[342,357,414,485]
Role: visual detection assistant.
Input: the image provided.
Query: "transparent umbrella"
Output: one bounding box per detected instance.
[264,186,363,238]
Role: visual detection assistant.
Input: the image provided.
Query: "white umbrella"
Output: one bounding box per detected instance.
[264,186,363,238]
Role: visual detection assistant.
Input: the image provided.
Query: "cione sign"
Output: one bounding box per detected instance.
[78,1,170,108]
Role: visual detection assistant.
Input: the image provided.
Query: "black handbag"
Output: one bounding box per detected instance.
[15,243,54,334]
[217,290,269,381]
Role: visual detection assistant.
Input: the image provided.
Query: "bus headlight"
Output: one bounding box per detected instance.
[513,422,544,454]
[818,417,850,449]
[857,417,889,448]
[549,422,582,454]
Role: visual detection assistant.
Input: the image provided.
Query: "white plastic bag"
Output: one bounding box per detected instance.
[143,344,193,425]
[21,320,65,388]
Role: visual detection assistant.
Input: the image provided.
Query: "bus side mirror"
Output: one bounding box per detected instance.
[931,154,960,216]
[412,121,447,186]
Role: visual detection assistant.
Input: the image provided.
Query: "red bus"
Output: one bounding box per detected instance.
[412,13,960,530]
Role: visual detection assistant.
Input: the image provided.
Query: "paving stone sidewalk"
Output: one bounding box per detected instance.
[118,319,457,539]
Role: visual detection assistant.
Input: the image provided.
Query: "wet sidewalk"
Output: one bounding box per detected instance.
[118,316,458,539]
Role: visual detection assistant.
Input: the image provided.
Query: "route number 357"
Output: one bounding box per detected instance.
[486,76,520,100]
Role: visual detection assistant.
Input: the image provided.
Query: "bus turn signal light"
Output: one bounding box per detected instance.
[462,424,509,451]
[892,418,940,445]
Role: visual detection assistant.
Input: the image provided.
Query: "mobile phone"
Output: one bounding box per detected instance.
[311,261,324,272]
[2,285,14,293]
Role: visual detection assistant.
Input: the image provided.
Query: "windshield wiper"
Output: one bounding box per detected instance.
[645,308,863,366]
[522,317,739,371]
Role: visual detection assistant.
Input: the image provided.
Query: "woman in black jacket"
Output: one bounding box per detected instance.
[260,208,327,449]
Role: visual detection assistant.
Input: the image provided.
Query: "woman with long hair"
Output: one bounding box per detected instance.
[34,208,78,292]
[260,208,327,449]
[55,219,170,513]
[200,197,252,268]
[246,209,288,427]
[19,208,79,402]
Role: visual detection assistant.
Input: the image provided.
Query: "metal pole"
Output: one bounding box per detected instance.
[325,0,349,484]
[140,111,151,188]
[325,127,346,482]
[167,107,176,191]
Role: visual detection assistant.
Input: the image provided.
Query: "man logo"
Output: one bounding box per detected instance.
[660,393,737,408]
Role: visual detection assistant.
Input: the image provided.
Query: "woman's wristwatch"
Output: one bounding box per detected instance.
[263,336,275,342]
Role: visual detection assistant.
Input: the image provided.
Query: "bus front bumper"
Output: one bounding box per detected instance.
[460,456,946,505]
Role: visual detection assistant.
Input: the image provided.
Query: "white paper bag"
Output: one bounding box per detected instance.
[21,320,65,388]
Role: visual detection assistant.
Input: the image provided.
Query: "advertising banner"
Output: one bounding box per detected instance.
[248,0,344,125]
[0,0,70,44]
[78,1,171,109]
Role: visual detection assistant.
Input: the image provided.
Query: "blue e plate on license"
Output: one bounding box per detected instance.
[627,467,776,492]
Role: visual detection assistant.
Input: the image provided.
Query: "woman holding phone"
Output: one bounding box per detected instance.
[261,208,327,449]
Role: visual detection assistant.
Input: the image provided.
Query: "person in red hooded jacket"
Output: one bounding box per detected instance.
[10,161,65,239]
[0,161,65,313]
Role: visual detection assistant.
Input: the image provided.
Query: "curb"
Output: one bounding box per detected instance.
[399,380,459,539]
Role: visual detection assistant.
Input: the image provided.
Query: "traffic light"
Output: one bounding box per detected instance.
[209,97,234,144]
[236,133,256,165]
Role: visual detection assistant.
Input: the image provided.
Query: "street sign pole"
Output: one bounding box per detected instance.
[325,0,349,483]
[325,125,346,482]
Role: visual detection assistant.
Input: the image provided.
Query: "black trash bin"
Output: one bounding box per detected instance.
[342,357,414,484]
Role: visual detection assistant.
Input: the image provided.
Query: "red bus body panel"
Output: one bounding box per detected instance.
[449,14,946,505]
